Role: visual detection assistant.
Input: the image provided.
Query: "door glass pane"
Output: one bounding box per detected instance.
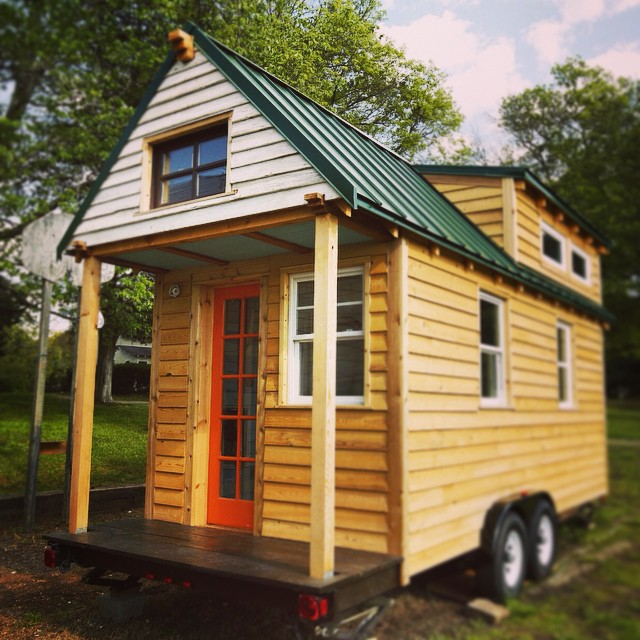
[242,378,257,416]
[481,351,498,398]
[198,166,226,197]
[219,461,236,498]
[336,339,364,396]
[222,379,238,415]
[224,299,241,334]
[163,145,192,174]
[240,462,255,500]
[299,342,313,396]
[220,420,237,457]
[199,136,227,165]
[223,339,239,374]
[243,337,258,374]
[162,175,191,204]
[241,420,256,458]
[244,297,260,334]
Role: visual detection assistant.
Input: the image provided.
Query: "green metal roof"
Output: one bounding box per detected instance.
[57,23,611,321]
[415,164,611,249]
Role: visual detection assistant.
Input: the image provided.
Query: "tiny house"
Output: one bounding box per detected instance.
[45,24,611,635]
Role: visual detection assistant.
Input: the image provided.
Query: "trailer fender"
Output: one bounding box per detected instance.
[480,492,555,557]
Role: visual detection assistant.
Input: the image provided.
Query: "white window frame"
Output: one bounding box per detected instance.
[557,321,573,408]
[287,266,365,406]
[541,221,566,268]
[479,291,507,407]
[570,243,591,284]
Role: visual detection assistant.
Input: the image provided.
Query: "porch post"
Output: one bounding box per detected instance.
[310,212,338,579]
[68,255,101,534]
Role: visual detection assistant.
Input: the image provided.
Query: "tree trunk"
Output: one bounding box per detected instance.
[96,334,117,404]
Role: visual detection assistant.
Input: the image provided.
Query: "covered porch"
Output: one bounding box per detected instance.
[67,195,399,581]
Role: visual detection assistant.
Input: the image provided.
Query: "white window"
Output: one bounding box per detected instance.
[557,322,573,408]
[288,267,365,405]
[541,222,566,268]
[570,244,591,284]
[479,292,506,406]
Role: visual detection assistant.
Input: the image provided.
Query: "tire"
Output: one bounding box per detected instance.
[478,511,528,603]
[527,500,557,582]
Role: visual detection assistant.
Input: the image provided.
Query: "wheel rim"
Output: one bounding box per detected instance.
[536,514,554,567]
[502,529,525,588]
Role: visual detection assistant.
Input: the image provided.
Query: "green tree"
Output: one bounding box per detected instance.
[499,58,640,394]
[2,0,461,399]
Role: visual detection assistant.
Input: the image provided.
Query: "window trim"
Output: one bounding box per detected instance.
[541,221,566,268]
[287,265,366,406]
[479,291,507,408]
[557,321,574,409]
[140,113,233,213]
[570,243,591,284]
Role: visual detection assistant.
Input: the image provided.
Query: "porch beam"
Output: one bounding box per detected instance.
[68,256,101,534]
[310,212,338,579]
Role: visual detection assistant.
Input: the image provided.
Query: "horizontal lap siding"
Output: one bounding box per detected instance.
[73,53,337,245]
[151,278,192,523]
[405,242,607,578]
[261,246,391,553]
[427,178,505,247]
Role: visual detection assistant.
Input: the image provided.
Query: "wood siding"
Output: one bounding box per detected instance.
[423,175,506,249]
[147,242,393,554]
[404,240,607,577]
[71,52,339,247]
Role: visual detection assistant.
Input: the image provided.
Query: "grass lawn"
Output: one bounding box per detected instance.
[0,392,148,495]
[607,400,640,440]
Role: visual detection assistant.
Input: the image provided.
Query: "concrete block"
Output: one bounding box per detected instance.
[98,587,146,623]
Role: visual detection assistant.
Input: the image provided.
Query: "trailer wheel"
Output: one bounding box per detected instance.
[478,511,528,603]
[527,499,557,581]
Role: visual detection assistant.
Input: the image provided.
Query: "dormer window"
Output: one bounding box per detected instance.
[570,244,591,284]
[152,124,228,208]
[541,222,565,268]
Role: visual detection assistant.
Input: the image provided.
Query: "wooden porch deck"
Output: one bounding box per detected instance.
[44,519,401,617]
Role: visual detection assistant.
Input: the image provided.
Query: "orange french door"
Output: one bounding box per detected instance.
[207,284,260,529]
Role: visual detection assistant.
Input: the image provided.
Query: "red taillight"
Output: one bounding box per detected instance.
[144,573,156,580]
[297,594,330,621]
[44,546,58,568]
[162,576,173,584]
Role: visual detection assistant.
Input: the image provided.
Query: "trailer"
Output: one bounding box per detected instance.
[45,23,611,637]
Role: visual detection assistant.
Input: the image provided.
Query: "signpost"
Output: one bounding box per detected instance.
[22,212,74,532]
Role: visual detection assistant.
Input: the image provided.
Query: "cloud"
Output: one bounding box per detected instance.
[382,11,527,126]
[589,43,640,78]
[554,0,605,23]
[525,20,570,67]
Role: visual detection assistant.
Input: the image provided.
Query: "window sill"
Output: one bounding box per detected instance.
[137,189,238,217]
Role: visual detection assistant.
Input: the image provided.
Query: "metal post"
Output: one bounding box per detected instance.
[24,277,53,532]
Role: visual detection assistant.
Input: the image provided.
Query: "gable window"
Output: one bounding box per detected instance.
[541,222,565,267]
[152,124,227,207]
[288,267,365,405]
[557,322,573,408]
[570,244,591,284]
[480,292,506,406]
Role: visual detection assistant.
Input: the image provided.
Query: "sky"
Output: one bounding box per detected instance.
[380,0,640,157]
